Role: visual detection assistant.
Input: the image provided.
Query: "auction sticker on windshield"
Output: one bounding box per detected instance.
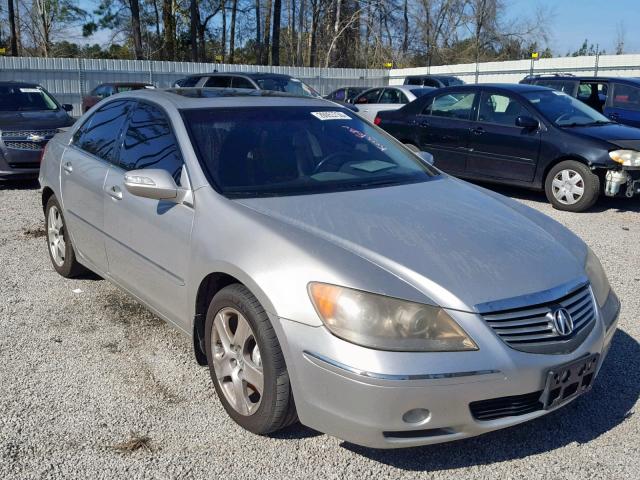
[311,111,352,121]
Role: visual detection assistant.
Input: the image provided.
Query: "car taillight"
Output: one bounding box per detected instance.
[374,116,381,126]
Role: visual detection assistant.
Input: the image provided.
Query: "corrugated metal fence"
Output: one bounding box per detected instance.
[2,54,640,116]
[0,57,388,116]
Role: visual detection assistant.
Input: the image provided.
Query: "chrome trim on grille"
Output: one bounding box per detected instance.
[1,129,58,139]
[4,141,44,150]
[303,350,500,381]
[481,284,597,354]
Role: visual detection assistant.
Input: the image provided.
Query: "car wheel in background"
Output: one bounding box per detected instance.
[205,284,297,434]
[45,196,88,278]
[544,160,600,212]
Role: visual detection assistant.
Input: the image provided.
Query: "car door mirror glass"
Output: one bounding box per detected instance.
[124,169,179,201]
[515,115,539,129]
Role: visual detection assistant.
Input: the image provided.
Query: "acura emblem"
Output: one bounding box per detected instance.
[550,307,574,336]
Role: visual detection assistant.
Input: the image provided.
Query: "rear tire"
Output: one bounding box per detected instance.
[45,196,88,278]
[205,284,297,434]
[544,160,600,212]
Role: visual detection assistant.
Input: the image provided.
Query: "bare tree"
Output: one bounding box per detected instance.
[271,0,282,64]
[8,0,19,55]
[615,21,625,55]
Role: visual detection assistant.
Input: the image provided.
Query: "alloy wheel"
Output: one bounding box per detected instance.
[211,307,264,416]
[551,169,585,205]
[47,205,66,267]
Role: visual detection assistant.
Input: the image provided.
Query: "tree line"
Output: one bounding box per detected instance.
[2,0,558,68]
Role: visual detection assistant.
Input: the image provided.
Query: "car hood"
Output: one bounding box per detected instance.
[0,109,74,131]
[235,176,587,312]
[565,123,640,149]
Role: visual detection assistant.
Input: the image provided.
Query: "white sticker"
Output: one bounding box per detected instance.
[311,111,351,121]
[19,88,41,93]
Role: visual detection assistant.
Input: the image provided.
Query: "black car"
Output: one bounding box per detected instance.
[173,72,320,97]
[324,86,368,103]
[376,83,640,212]
[0,82,75,180]
[404,75,465,88]
[521,75,640,128]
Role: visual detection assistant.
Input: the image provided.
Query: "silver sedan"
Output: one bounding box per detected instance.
[39,88,619,449]
[353,85,434,122]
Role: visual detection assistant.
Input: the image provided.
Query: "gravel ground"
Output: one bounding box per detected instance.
[1,180,638,480]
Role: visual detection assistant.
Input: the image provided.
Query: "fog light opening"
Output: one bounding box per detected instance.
[402,408,431,424]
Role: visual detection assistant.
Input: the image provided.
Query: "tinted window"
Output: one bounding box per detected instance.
[119,102,183,184]
[254,77,319,97]
[0,85,59,111]
[177,76,200,87]
[405,77,422,86]
[430,92,475,120]
[379,89,406,104]
[440,77,464,87]
[523,90,611,126]
[612,83,640,111]
[74,99,132,161]
[346,88,365,102]
[332,89,346,101]
[232,77,255,89]
[535,80,575,94]
[356,89,382,104]
[184,107,437,198]
[205,76,232,88]
[423,79,440,88]
[478,93,529,126]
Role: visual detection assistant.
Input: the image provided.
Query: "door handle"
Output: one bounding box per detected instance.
[62,161,73,173]
[470,127,485,135]
[106,185,123,200]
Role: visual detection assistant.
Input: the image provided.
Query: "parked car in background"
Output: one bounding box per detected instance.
[172,72,320,97]
[404,74,465,88]
[40,88,618,449]
[521,75,640,128]
[376,83,640,211]
[0,81,74,180]
[324,86,368,103]
[82,83,155,113]
[353,85,434,122]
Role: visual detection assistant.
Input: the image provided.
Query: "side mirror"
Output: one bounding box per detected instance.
[62,104,73,112]
[515,115,539,129]
[417,151,435,166]
[124,169,179,201]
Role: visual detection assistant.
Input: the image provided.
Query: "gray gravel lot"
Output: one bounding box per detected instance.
[1,180,638,480]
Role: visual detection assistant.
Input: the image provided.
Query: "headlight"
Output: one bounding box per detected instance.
[308,283,477,352]
[585,247,611,308]
[609,150,640,167]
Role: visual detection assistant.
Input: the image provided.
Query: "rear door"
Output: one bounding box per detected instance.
[61,99,133,273]
[103,101,194,325]
[354,88,383,122]
[414,90,477,175]
[466,91,540,182]
[362,88,408,121]
[606,82,640,128]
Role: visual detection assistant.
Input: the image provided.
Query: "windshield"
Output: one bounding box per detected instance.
[523,90,611,127]
[441,77,464,87]
[0,85,59,111]
[255,77,319,97]
[184,107,437,198]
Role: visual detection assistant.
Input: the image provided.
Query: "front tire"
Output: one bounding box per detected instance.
[544,160,600,212]
[45,196,87,278]
[204,284,297,434]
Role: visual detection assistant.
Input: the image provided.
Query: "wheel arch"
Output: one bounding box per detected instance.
[541,155,593,186]
[42,186,55,212]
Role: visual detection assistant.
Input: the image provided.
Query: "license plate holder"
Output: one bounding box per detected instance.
[540,353,599,410]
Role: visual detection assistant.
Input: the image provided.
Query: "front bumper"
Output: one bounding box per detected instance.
[278,291,619,449]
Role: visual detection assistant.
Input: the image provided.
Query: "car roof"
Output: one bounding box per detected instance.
[0,81,42,88]
[100,82,153,87]
[186,72,296,80]
[406,74,460,79]
[436,83,550,94]
[114,87,335,109]
[527,75,640,85]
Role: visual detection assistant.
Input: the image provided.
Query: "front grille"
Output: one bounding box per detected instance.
[1,129,58,139]
[4,141,44,150]
[470,391,543,421]
[482,284,596,354]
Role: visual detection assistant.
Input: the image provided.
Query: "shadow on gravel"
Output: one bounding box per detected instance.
[343,329,639,471]
[476,182,640,214]
[268,422,322,440]
[0,179,40,191]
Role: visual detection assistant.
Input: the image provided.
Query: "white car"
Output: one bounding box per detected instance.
[354,85,435,122]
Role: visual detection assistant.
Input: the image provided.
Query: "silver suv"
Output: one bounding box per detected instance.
[39,88,619,449]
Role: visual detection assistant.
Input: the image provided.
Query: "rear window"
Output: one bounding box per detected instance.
[176,76,201,87]
[440,77,464,87]
[0,85,59,111]
[183,107,437,198]
[612,83,640,111]
[255,77,319,97]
